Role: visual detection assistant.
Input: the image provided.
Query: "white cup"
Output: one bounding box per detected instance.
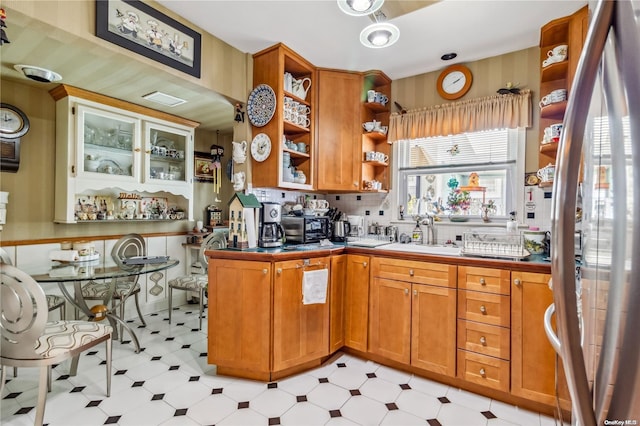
[548,44,568,60]
[367,90,376,103]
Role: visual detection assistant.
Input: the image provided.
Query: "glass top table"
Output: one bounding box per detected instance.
[25,257,179,353]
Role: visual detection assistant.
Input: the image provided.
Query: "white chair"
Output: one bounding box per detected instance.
[1,264,112,426]
[168,231,227,330]
[79,234,147,340]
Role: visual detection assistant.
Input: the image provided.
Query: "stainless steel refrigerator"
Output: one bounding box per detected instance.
[545,1,640,425]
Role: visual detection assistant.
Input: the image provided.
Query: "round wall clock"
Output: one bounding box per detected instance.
[0,103,30,139]
[436,65,473,100]
[250,133,271,162]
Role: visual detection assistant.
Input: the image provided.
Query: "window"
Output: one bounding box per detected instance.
[396,128,525,220]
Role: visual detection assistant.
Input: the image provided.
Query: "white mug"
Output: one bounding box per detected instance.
[367,90,376,103]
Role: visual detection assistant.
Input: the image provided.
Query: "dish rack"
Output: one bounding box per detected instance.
[461,231,530,259]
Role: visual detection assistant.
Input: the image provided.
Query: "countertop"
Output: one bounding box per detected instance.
[205,241,552,273]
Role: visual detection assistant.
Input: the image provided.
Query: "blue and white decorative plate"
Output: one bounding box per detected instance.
[247,84,276,127]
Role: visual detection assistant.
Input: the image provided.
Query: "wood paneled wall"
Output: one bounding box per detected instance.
[392,47,542,172]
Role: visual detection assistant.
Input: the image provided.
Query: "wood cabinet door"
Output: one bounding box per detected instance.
[511,271,571,410]
[329,254,346,353]
[208,259,271,374]
[369,277,411,364]
[344,254,370,351]
[411,283,457,376]
[316,69,362,191]
[272,258,330,371]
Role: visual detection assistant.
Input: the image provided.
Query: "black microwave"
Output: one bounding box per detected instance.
[281,216,330,244]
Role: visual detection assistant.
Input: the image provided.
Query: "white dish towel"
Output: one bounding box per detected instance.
[302,269,328,305]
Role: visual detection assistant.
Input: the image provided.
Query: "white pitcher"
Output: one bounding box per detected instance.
[232,140,247,163]
[292,77,311,100]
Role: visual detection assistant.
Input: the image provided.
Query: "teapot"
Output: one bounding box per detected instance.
[292,77,312,101]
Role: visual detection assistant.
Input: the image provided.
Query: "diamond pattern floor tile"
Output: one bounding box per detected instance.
[0,304,560,426]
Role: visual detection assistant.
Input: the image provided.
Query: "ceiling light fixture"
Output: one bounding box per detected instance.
[14,65,62,83]
[360,22,400,48]
[337,0,384,16]
[142,91,187,107]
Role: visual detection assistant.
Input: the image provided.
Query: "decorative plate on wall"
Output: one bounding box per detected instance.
[247,84,276,127]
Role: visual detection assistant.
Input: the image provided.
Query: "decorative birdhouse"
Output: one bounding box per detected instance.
[227,192,261,249]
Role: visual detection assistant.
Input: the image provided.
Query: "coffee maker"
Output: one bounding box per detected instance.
[259,202,285,248]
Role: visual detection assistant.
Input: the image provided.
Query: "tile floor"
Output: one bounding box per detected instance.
[1,305,566,426]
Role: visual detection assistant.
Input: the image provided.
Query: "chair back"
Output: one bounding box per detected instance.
[198,230,228,274]
[1,264,48,360]
[0,247,12,264]
[111,233,146,262]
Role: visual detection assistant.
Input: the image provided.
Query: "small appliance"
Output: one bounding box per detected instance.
[259,202,284,248]
[331,220,350,242]
[281,215,330,244]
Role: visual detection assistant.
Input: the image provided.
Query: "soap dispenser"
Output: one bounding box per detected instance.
[412,219,423,244]
[507,211,518,233]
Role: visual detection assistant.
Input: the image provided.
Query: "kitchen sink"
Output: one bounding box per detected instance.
[379,243,461,256]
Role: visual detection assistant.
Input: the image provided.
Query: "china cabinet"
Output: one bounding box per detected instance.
[538,6,588,169]
[251,43,315,190]
[50,85,198,223]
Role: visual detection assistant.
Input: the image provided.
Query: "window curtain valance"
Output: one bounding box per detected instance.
[388,89,532,142]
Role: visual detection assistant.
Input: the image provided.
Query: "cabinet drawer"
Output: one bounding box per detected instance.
[458,266,510,295]
[371,257,456,288]
[457,320,510,360]
[458,290,510,327]
[457,350,509,392]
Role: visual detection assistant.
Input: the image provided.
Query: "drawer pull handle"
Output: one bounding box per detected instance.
[480,336,487,346]
[409,269,414,276]
[480,305,487,314]
[479,368,486,377]
[479,278,486,286]
[514,278,521,286]
[404,288,409,295]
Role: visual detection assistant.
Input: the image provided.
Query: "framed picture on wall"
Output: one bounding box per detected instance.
[95,0,202,78]
[194,152,214,182]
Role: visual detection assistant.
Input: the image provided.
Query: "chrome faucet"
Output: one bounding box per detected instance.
[421,214,437,245]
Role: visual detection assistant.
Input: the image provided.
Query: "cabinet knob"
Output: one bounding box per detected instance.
[263,269,268,275]
[479,278,486,286]
[514,278,521,286]
[479,368,486,377]
[276,268,282,275]
[480,336,487,346]
[362,262,368,268]
[409,269,414,277]
[404,288,409,295]
[413,289,417,296]
[134,147,141,152]
[145,149,151,154]
[480,305,487,314]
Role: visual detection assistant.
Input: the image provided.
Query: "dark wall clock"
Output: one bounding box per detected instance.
[0,103,29,172]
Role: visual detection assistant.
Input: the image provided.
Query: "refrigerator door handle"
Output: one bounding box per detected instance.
[543,303,561,355]
[551,1,614,426]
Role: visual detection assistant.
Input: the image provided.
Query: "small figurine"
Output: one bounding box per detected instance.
[1,8,10,45]
[234,103,245,123]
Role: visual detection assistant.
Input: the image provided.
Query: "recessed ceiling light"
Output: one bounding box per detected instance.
[441,53,458,61]
[14,65,62,83]
[337,0,385,17]
[360,22,400,48]
[142,91,187,107]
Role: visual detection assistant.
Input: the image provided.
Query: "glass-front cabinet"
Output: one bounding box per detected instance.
[50,85,197,223]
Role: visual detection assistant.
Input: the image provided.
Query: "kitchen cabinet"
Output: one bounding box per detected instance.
[344,254,370,351]
[361,71,392,192]
[207,259,272,379]
[329,255,346,353]
[538,6,588,169]
[273,257,330,372]
[50,85,197,223]
[511,271,571,410]
[457,266,511,392]
[369,257,457,375]
[251,43,315,190]
[316,69,362,191]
